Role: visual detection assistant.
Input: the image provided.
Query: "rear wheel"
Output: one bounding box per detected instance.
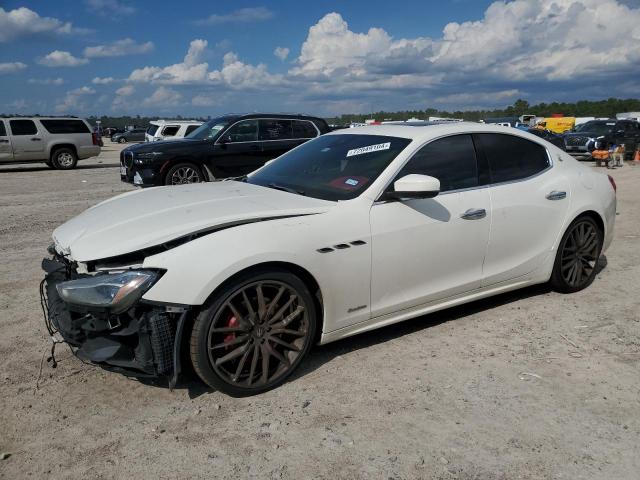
[51,148,77,170]
[118,137,127,144]
[550,216,603,293]
[190,269,317,396]
[165,163,203,185]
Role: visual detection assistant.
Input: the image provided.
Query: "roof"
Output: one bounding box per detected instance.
[327,121,531,142]
[227,113,326,121]
[150,119,203,126]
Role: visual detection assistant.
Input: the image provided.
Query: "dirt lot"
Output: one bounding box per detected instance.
[1,144,639,479]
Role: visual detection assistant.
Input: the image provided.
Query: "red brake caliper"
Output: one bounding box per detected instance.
[223,315,239,347]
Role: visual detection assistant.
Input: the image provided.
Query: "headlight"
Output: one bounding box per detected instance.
[135,151,163,164]
[56,270,159,314]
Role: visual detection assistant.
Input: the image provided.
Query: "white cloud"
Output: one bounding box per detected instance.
[0,62,27,74]
[143,87,182,107]
[195,7,273,25]
[84,38,154,58]
[55,86,96,113]
[115,85,135,96]
[28,77,64,85]
[85,0,136,15]
[128,40,285,89]
[0,7,87,42]
[129,39,210,85]
[274,47,290,61]
[38,51,88,67]
[92,76,116,84]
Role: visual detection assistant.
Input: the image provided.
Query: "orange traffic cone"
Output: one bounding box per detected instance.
[634,148,640,163]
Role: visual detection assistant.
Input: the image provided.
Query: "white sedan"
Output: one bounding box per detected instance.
[43,123,616,396]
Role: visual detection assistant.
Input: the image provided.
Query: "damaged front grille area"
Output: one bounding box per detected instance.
[41,255,186,381]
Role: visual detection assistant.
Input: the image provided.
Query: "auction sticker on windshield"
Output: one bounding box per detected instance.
[346,142,391,157]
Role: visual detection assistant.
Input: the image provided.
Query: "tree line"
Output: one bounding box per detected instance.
[324,98,640,124]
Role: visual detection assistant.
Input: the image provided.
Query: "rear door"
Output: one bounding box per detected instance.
[9,119,44,160]
[259,119,297,161]
[474,133,570,286]
[210,119,264,177]
[0,120,13,162]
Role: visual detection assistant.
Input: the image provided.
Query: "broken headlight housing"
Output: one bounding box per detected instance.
[56,270,160,314]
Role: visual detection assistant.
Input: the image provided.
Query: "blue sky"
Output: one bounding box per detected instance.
[1,0,639,118]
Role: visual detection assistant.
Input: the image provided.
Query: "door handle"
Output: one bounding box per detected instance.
[30,138,42,142]
[546,190,566,200]
[460,208,486,220]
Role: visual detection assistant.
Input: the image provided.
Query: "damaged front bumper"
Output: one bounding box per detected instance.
[40,254,188,386]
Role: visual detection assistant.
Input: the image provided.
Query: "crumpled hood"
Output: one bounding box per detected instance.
[53,182,334,262]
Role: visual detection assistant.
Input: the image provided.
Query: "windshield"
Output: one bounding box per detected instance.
[574,121,615,135]
[247,134,412,201]
[186,117,234,140]
[146,124,159,136]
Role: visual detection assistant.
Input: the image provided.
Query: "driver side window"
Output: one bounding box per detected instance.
[225,120,258,143]
[396,134,479,192]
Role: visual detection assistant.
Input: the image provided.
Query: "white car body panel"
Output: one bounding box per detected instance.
[50,123,617,344]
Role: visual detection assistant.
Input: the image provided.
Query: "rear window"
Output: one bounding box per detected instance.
[10,120,37,135]
[259,119,293,141]
[162,125,180,137]
[40,119,90,134]
[292,120,318,139]
[185,125,200,136]
[475,133,549,184]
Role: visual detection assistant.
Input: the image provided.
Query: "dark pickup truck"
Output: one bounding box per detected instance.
[120,113,330,186]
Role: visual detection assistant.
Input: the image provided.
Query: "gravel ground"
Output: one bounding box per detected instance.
[1,145,639,479]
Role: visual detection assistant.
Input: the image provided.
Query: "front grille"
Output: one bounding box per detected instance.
[565,135,589,147]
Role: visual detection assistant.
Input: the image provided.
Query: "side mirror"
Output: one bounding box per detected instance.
[384,174,440,200]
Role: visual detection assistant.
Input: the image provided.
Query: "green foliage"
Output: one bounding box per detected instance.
[325,98,640,124]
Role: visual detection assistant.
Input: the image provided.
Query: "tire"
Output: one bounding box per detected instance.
[549,215,603,293]
[51,148,78,170]
[190,268,317,396]
[164,162,204,185]
[118,137,127,144]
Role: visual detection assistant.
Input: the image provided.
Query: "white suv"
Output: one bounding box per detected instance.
[145,120,203,142]
[0,116,101,169]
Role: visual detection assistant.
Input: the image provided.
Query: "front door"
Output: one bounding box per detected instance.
[370,134,491,318]
[0,120,13,162]
[211,119,265,177]
[474,133,571,286]
[9,119,44,160]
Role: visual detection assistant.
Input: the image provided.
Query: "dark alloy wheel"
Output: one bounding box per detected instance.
[550,216,603,293]
[190,269,317,396]
[165,163,203,185]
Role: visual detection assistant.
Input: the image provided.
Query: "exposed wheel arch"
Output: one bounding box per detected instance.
[50,143,78,161]
[577,210,605,236]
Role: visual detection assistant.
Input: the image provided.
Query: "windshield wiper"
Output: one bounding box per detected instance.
[267,183,306,196]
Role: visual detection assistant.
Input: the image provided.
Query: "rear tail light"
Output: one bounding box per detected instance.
[607,174,616,193]
[92,132,99,145]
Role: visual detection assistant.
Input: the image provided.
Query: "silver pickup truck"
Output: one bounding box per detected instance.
[0,117,101,169]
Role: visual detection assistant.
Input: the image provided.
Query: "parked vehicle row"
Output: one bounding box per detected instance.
[111,128,146,144]
[145,120,203,142]
[120,113,330,186]
[0,116,100,169]
[563,119,640,160]
[42,122,616,395]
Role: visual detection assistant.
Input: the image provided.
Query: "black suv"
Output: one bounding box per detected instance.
[563,119,640,160]
[120,114,330,186]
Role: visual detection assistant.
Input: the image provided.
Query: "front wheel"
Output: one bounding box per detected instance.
[165,163,204,185]
[51,148,78,170]
[190,269,317,396]
[550,216,603,293]
[118,137,127,144]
